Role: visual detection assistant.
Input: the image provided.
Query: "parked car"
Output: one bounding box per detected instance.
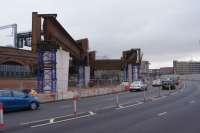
[152,79,162,87]
[129,80,147,91]
[0,89,40,112]
[162,78,176,90]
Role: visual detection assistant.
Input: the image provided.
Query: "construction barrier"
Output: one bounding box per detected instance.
[0,103,5,129]
[115,91,119,108]
[73,92,79,116]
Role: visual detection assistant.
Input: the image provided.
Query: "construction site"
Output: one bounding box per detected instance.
[0,12,147,102]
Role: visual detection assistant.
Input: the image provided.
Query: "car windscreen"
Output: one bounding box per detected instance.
[133,81,142,85]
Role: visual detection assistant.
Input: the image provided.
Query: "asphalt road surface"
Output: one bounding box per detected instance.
[3,80,200,133]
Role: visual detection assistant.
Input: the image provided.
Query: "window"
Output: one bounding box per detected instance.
[12,90,25,97]
[0,90,12,97]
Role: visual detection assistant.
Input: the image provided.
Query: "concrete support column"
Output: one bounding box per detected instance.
[77,65,85,88]
[77,65,90,88]
[123,64,128,82]
[128,64,133,84]
[127,64,140,84]
[56,49,69,100]
[132,64,139,81]
[84,66,90,88]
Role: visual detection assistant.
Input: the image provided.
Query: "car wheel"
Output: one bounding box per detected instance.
[30,102,38,110]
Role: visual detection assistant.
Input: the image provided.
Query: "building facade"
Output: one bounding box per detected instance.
[173,60,200,75]
[160,67,174,75]
[140,61,150,78]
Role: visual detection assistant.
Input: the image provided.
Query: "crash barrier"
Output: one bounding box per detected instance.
[69,85,127,108]
[68,79,120,88]
[67,80,186,115]
[0,103,4,129]
[70,85,125,98]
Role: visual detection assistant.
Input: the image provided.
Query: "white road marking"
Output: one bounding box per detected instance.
[171,92,178,95]
[149,97,160,101]
[20,112,86,125]
[158,112,167,116]
[88,111,96,115]
[161,96,167,99]
[49,118,54,123]
[153,97,161,101]
[119,99,141,106]
[135,100,141,103]
[31,113,95,128]
[189,100,195,104]
[148,97,154,100]
[119,105,123,108]
[116,101,144,110]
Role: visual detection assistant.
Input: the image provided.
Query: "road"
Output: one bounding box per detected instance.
[3,81,200,133]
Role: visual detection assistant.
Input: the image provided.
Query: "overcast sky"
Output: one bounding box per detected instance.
[0,0,200,68]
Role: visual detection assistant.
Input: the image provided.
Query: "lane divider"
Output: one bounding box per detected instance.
[31,111,96,128]
[20,111,96,128]
[157,112,167,116]
[116,101,144,110]
[20,111,88,126]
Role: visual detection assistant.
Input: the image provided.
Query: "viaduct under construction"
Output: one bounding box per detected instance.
[0,12,143,99]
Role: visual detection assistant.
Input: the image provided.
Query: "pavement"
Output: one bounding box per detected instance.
[3,81,200,133]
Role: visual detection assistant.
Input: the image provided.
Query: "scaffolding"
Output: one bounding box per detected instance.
[123,63,128,82]
[37,42,58,93]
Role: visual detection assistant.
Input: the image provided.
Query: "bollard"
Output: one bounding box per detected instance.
[73,96,79,117]
[168,84,171,95]
[158,86,161,97]
[143,88,146,102]
[115,91,119,108]
[183,81,186,89]
[0,103,4,129]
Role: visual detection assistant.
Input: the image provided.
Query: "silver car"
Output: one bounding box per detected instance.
[129,80,147,91]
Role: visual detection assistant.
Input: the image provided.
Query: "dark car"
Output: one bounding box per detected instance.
[162,79,176,90]
[0,89,40,112]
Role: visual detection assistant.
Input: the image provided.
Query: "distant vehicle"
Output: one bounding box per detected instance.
[120,81,129,86]
[162,78,176,90]
[152,79,162,87]
[0,89,40,112]
[120,81,130,91]
[129,80,147,91]
[160,75,179,85]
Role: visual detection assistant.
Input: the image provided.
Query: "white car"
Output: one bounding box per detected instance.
[152,79,162,87]
[129,80,147,91]
[120,82,129,86]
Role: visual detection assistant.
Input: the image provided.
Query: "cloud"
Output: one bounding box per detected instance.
[0,0,200,68]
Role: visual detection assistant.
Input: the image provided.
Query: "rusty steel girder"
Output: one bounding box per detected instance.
[122,49,141,64]
[32,12,88,62]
